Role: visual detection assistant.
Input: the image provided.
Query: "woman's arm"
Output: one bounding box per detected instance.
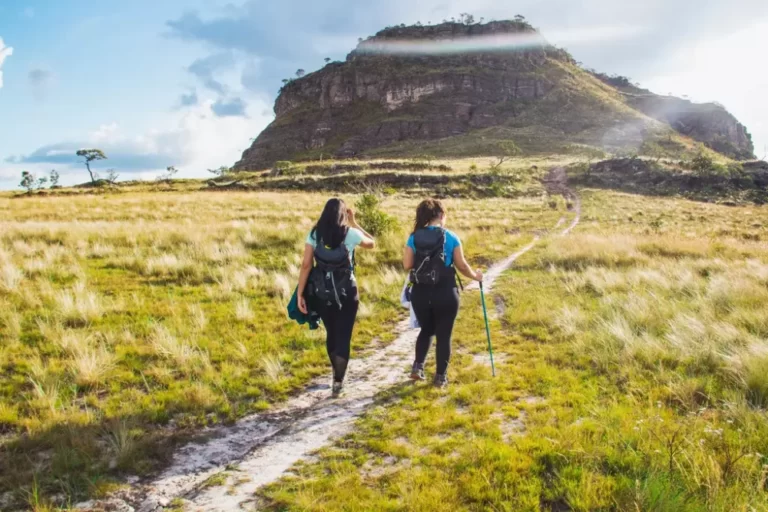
[403,246,415,270]
[453,245,483,281]
[348,209,375,249]
[297,243,314,313]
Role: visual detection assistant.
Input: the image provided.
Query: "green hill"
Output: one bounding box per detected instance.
[234,20,753,170]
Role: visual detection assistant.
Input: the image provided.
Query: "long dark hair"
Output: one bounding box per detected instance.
[311,198,349,248]
[412,199,445,234]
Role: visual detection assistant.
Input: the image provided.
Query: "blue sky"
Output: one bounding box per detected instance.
[1,0,767,189]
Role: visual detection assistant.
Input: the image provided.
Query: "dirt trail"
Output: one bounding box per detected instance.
[79,168,579,512]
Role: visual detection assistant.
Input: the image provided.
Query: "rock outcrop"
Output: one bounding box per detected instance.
[625,95,753,160]
[234,20,754,170]
[591,73,754,160]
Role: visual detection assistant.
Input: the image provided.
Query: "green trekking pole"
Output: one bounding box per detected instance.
[479,282,496,377]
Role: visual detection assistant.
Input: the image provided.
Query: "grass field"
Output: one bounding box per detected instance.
[0,184,564,509]
[260,190,768,511]
[2,162,768,510]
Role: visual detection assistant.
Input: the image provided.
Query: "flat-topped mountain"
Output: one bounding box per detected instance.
[234,19,754,170]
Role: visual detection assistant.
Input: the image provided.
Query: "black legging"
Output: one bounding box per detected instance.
[317,288,359,383]
[411,283,460,375]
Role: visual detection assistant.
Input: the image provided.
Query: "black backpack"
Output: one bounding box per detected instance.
[410,228,449,285]
[308,239,355,309]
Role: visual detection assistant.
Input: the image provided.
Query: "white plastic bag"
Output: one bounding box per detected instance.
[400,277,420,329]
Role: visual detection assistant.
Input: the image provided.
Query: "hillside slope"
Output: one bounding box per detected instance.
[234,20,754,170]
[593,73,754,159]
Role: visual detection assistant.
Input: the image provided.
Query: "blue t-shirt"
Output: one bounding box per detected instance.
[407,227,461,267]
[306,227,365,259]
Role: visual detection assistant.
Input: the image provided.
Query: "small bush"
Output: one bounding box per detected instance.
[690,153,714,174]
[355,194,397,236]
[488,182,508,198]
[273,161,301,176]
[20,171,36,192]
[414,154,435,169]
[726,162,744,177]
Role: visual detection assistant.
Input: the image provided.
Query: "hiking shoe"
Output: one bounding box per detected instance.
[409,363,426,381]
[331,381,344,397]
[433,374,448,388]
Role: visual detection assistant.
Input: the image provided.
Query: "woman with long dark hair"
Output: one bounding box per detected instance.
[403,199,482,388]
[297,198,375,396]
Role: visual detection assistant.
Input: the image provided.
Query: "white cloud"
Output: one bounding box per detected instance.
[0,37,13,89]
[0,98,274,189]
[79,99,272,173]
[643,21,768,157]
[167,98,274,173]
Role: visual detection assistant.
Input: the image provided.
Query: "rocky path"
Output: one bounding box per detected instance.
[80,169,579,512]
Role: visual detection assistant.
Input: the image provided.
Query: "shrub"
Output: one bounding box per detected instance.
[491,141,521,170]
[207,166,231,177]
[726,163,744,177]
[415,155,435,169]
[690,153,714,174]
[488,182,507,197]
[354,194,397,236]
[49,170,60,188]
[20,171,36,192]
[157,166,178,181]
[106,169,120,184]
[273,161,301,176]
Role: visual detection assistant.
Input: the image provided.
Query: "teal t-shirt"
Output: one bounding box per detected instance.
[407,227,461,266]
[306,227,365,259]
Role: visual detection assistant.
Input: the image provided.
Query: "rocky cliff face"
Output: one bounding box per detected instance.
[234,21,754,170]
[626,95,753,160]
[592,73,754,160]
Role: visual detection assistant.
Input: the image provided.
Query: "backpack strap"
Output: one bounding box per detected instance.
[437,229,463,291]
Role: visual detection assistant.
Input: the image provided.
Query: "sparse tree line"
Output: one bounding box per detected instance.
[17,148,235,193]
[19,169,58,192]
[386,13,527,28]
[279,14,531,92]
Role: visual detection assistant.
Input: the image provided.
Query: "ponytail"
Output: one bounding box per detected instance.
[412,199,445,234]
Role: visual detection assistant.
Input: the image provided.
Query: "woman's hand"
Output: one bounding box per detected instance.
[298,295,308,314]
[474,270,484,282]
[347,207,357,226]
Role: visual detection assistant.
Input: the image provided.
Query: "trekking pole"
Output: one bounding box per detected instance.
[479,282,496,377]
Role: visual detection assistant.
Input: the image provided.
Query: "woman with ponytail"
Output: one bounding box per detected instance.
[297,198,375,396]
[403,199,483,388]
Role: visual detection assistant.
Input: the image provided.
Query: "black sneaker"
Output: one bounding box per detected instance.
[433,374,448,388]
[409,363,426,381]
[331,381,344,397]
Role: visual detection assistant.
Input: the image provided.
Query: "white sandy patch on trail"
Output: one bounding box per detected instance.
[80,174,580,512]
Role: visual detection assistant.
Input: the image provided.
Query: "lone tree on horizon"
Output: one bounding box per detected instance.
[20,171,35,193]
[491,141,521,170]
[76,149,107,184]
[296,69,305,78]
